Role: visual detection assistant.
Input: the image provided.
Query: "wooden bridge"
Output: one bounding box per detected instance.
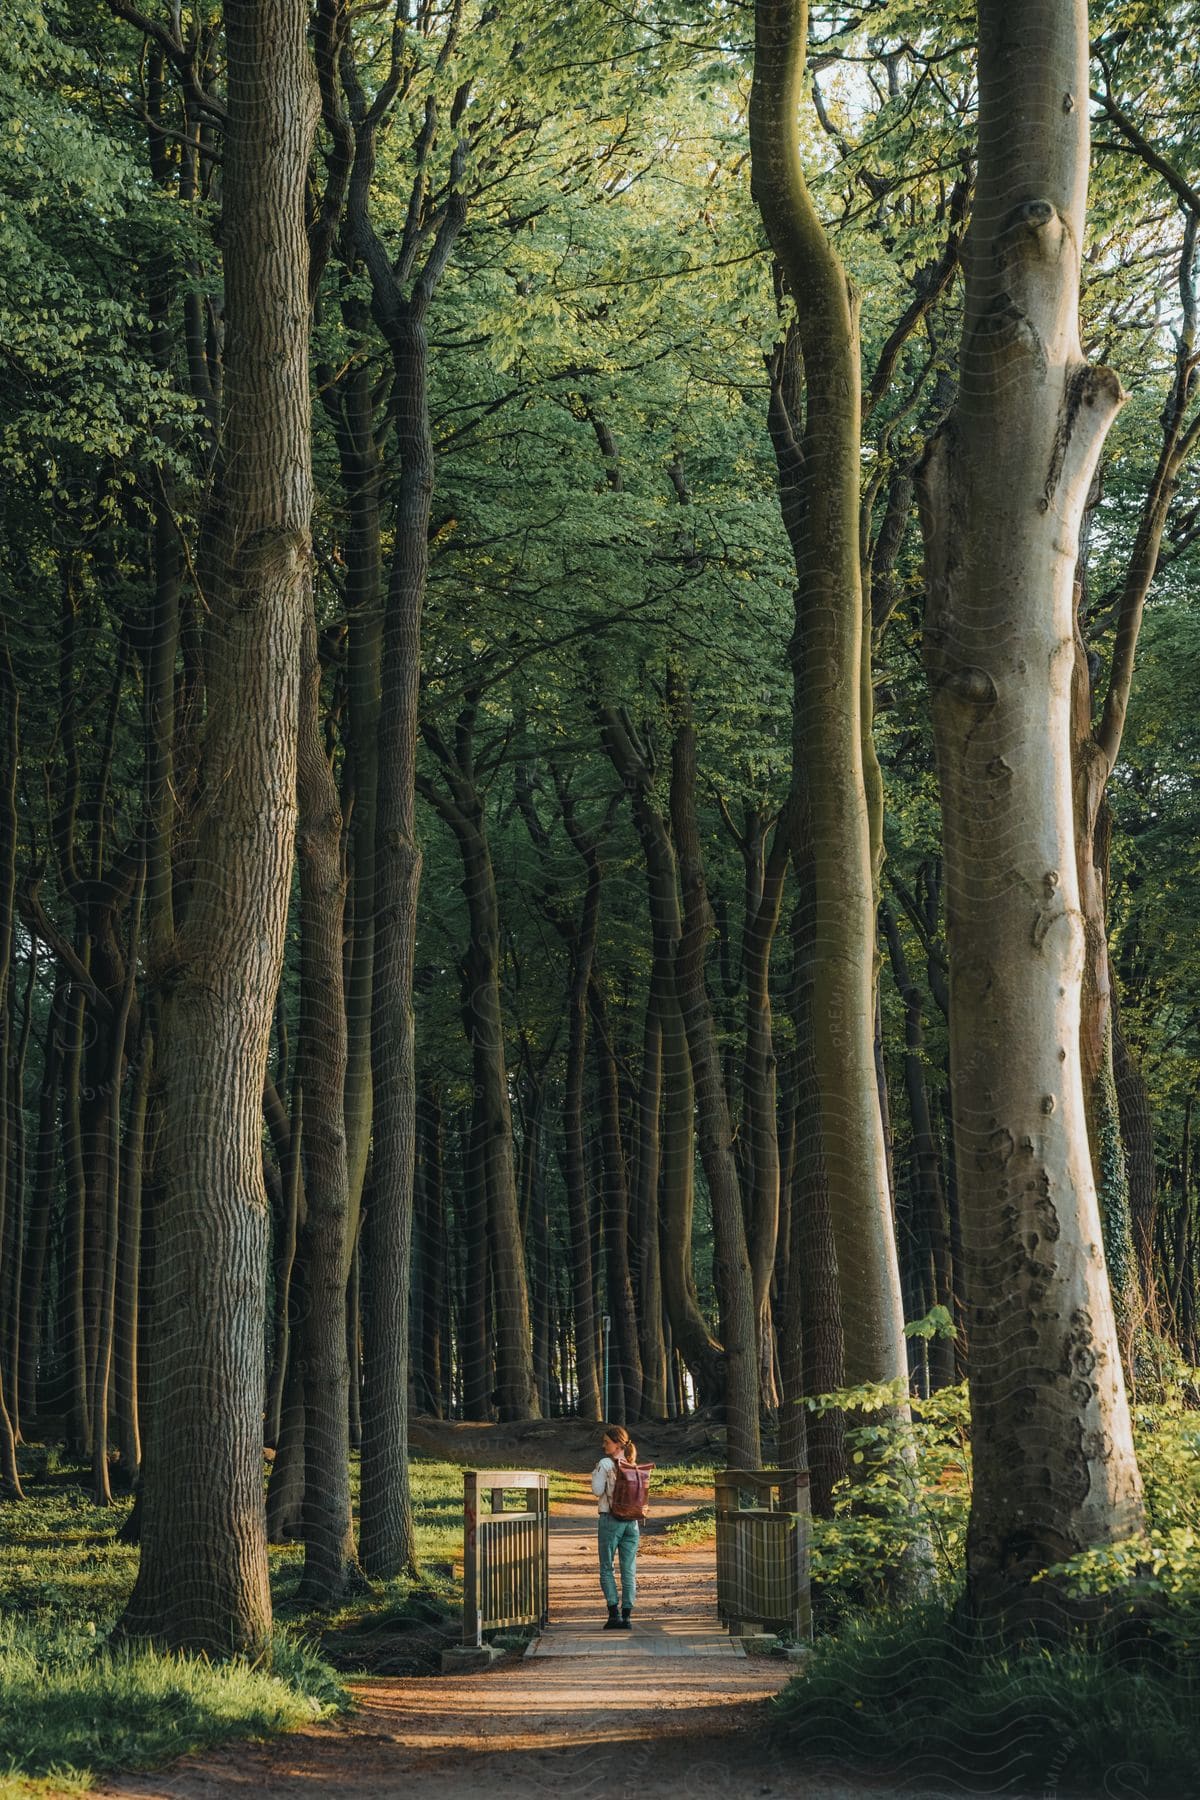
[452,1466,809,1665]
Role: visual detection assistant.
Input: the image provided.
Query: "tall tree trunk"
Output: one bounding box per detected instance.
[347,1218,363,1447]
[1074,220,1200,1347]
[459,1098,492,1420]
[750,22,910,1401]
[3,944,35,1441]
[415,1088,447,1417]
[669,676,760,1467]
[343,22,479,1554]
[295,591,359,1602]
[560,849,603,1420]
[61,967,90,1454]
[739,818,789,1414]
[528,1121,552,1419]
[916,0,1144,1616]
[114,1022,151,1483]
[92,868,144,1505]
[117,0,318,1654]
[358,306,432,1573]
[1168,1097,1192,1331]
[422,743,538,1425]
[0,662,23,1497]
[1073,754,1137,1359]
[589,978,642,1424]
[264,1074,302,1452]
[598,707,722,1399]
[782,864,847,1516]
[1112,980,1157,1327]
[632,972,668,1419]
[19,966,67,1427]
[465,828,537,1422]
[881,903,956,1390]
[332,337,384,1268]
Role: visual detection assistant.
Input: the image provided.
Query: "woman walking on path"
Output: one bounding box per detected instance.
[591,1425,644,1629]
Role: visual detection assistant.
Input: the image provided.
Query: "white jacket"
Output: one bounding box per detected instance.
[591,1455,619,1514]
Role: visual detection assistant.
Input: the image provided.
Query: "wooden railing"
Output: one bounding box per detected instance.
[714,1467,811,1640]
[461,1469,550,1647]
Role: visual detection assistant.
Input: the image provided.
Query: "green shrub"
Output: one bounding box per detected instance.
[803,1351,1200,1619]
[772,1599,1200,1795]
[779,1347,1200,1791]
[802,1376,970,1615]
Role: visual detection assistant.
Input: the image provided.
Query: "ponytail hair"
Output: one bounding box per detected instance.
[604,1424,637,1463]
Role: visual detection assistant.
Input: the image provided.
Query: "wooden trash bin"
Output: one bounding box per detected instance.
[714,1467,811,1640]
[462,1469,550,1647]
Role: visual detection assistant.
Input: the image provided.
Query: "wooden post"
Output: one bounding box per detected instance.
[464,1469,483,1647]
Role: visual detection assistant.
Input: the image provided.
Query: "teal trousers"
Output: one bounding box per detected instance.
[598,1514,639,1611]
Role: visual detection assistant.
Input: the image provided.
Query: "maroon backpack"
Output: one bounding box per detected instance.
[610,1457,654,1522]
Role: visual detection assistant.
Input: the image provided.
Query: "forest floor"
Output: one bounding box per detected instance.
[82,1433,956,1800]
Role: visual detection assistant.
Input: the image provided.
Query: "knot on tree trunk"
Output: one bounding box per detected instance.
[235,526,311,594]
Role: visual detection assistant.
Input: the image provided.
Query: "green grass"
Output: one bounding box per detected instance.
[0,1448,725,1789]
[0,1452,485,1790]
[652,1462,717,1497]
[0,1613,334,1789]
[771,1599,1200,1796]
[652,1503,716,1550]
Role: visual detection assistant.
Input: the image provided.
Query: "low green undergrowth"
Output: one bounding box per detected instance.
[0,1451,478,1790]
[772,1598,1200,1795]
[652,1462,718,1497]
[0,1614,336,1792]
[653,1502,716,1550]
[804,1341,1200,1622]
[779,1341,1200,1791]
[0,1447,732,1788]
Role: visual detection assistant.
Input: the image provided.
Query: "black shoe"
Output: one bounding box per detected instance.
[603,1606,621,1630]
[619,1609,633,1630]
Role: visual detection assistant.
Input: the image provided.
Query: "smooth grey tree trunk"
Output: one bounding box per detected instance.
[916,0,1145,1617]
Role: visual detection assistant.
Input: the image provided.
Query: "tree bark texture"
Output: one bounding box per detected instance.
[738,816,789,1410]
[18,966,67,1428]
[590,977,642,1425]
[118,0,318,1655]
[0,664,23,1497]
[415,1088,447,1416]
[359,315,430,1572]
[916,0,1144,1613]
[597,707,723,1400]
[331,336,385,1270]
[632,971,668,1418]
[881,903,956,1390]
[295,592,359,1600]
[1112,983,1157,1325]
[782,858,847,1515]
[669,676,760,1466]
[558,811,604,1421]
[418,714,539,1428]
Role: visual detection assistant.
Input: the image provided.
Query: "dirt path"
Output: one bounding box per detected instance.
[89,1477,933,1799]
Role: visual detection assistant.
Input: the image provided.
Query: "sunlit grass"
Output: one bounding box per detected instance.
[0,1453,473,1788]
[647,1502,716,1551]
[0,1444,734,1786]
